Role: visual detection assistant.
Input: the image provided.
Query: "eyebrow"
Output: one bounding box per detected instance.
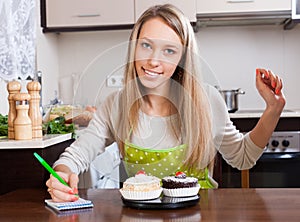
[140,37,181,50]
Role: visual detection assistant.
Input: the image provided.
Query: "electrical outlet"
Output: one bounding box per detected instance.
[107,75,124,87]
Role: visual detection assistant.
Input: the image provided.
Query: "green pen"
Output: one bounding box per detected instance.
[33,152,78,196]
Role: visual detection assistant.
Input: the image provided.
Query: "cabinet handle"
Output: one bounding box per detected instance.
[226,0,254,3]
[75,14,101,18]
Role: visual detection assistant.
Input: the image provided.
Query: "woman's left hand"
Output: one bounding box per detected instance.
[255,68,286,114]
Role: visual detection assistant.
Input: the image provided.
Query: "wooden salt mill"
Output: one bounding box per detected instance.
[7,81,21,139]
[27,81,43,138]
[13,93,32,140]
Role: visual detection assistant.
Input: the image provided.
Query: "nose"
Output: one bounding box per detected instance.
[148,50,161,67]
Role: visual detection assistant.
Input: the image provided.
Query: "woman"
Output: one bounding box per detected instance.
[46,4,285,202]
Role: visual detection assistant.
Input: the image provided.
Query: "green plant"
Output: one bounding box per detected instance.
[0,114,8,137]
[43,116,75,137]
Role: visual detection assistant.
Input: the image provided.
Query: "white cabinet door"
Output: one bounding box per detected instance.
[46,0,134,27]
[135,0,197,22]
[196,0,291,14]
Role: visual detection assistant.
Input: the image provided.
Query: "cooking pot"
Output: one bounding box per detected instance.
[217,88,245,113]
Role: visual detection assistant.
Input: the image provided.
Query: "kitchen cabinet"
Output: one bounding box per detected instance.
[135,0,197,22]
[0,134,74,195]
[41,0,135,32]
[196,0,291,14]
[196,0,293,29]
[41,0,197,32]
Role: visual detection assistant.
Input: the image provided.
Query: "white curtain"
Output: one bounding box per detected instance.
[0,0,36,81]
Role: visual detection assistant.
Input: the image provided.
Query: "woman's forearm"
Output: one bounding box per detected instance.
[249,108,282,148]
[251,68,286,148]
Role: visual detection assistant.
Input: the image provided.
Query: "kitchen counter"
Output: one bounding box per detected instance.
[0,188,299,222]
[229,109,300,118]
[0,134,75,195]
[229,109,300,132]
[0,133,72,149]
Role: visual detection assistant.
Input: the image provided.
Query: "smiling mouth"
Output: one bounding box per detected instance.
[143,68,162,77]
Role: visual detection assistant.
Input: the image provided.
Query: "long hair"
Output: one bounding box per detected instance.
[114,4,215,171]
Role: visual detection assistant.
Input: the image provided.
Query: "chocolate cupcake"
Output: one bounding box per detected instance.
[162,172,200,197]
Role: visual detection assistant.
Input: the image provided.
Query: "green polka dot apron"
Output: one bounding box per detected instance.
[123,140,217,189]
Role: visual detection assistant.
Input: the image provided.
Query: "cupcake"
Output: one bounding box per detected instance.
[120,170,162,200]
[162,172,200,197]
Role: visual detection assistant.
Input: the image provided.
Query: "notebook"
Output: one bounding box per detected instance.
[45,198,94,211]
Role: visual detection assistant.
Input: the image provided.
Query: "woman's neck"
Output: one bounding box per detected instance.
[140,79,178,117]
[141,94,177,117]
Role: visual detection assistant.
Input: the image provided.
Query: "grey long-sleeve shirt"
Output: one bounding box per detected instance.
[53,84,264,175]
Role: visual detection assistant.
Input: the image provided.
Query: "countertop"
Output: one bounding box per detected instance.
[0,133,72,149]
[229,109,300,118]
[0,188,299,222]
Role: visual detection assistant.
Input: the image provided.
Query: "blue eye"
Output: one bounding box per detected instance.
[141,42,151,49]
[165,48,176,55]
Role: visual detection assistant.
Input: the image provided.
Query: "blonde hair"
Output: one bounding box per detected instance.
[115,4,214,171]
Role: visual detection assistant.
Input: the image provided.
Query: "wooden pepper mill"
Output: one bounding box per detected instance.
[27,81,43,138]
[13,93,32,140]
[7,81,22,139]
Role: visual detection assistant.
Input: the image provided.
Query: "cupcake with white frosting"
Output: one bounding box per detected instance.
[120,170,162,200]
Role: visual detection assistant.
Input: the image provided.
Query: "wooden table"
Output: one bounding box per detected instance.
[0,188,299,221]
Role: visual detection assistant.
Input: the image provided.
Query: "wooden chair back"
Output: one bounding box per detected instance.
[213,152,250,188]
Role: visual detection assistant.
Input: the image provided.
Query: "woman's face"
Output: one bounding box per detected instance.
[134,17,183,90]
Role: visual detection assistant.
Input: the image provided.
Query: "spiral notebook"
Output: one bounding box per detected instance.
[45,198,94,211]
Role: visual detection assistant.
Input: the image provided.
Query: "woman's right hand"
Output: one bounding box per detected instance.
[45,171,79,202]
